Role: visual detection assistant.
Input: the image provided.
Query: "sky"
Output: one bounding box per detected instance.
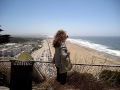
[0,0,120,37]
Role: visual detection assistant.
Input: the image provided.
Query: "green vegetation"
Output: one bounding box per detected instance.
[30,46,41,54]
[9,37,43,43]
[9,37,29,43]
[0,70,6,86]
[0,68,10,87]
[0,26,11,44]
[17,52,33,61]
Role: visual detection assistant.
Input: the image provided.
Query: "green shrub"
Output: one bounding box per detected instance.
[0,71,5,86]
[0,68,10,87]
[0,69,7,86]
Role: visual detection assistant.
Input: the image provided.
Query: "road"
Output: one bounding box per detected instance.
[31,39,55,78]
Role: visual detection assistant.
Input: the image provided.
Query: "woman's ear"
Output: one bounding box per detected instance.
[66,35,68,38]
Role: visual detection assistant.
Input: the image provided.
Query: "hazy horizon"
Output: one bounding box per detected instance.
[11,34,120,38]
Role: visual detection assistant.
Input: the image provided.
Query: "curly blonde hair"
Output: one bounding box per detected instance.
[53,30,68,47]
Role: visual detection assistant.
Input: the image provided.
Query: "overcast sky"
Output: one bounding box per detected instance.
[0,0,120,37]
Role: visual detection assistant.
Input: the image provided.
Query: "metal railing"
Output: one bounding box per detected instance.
[0,60,120,90]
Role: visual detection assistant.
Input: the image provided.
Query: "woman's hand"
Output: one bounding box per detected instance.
[52,64,56,69]
[67,51,70,56]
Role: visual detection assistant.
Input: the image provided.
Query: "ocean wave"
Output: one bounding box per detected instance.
[67,38,120,57]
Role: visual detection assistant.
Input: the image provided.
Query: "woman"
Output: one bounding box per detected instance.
[52,30,70,90]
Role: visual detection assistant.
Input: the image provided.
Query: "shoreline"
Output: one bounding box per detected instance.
[49,39,120,65]
[68,41,120,61]
[67,38,120,58]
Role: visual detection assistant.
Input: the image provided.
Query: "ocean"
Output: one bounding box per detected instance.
[67,36,120,57]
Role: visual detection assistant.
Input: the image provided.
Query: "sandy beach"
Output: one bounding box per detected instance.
[49,39,120,65]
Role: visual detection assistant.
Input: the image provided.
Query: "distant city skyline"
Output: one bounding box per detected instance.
[0,0,120,37]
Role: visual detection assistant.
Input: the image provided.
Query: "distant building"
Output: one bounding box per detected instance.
[6,50,13,57]
[0,49,7,57]
[0,43,34,57]
[24,45,33,53]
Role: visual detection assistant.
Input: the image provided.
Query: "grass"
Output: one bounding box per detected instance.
[33,71,120,90]
[17,52,33,61]
[66,71,104,90]
[99,70,120,86]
